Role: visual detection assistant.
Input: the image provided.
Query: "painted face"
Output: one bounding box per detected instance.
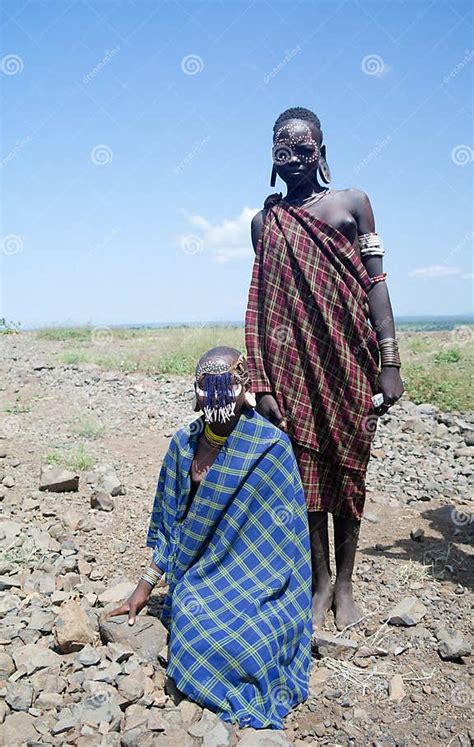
[194,357,247,424]
[272,120,320,173]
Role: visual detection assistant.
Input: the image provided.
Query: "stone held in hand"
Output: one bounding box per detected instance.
[386,596,427,626]
[99,613,168,663]
[39,464,79,493]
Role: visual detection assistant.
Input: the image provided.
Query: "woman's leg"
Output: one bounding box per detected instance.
[332,515,363,631]
[308,510,333,630]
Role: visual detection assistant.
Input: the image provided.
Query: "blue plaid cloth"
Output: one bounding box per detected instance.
[146,408,312,729]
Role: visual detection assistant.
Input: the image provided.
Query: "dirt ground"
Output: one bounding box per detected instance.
[0,332,473,746]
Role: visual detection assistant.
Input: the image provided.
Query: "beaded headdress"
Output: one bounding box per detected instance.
[195,353,249,424]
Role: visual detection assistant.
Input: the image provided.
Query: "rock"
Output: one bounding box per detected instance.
[410,527,424,541]
[454,447,474,458]
[76,644,102,667]
[28,607,55,633]
[62,510,86,531]
[54,600,98,652]
[36,692,64,709]
[0,712,39,744]
[389,674,406,702]
[88,464,125,496]
[12,642,62,674]
[90,490,114,512]
[117,671,146,705]
[311,631,359,658]
[5,681,34,711]
[188,708,233,745]
[0,651,15,678]
[2,476,15,488]
[98,581,135,606]
[178,699,200,725]
[39,465,79,492]
[73,690,122,727]
[99,613,168,662]
[106,641,134,662]
[0,592,21,616]
[436,628,471,660]
[236,729,293,746]
[147,708,167,731]
[465,433,474,447]
[386,597,427,626]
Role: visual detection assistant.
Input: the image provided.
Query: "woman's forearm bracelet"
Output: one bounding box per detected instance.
[378,337,401,368]
[140,566,163,587]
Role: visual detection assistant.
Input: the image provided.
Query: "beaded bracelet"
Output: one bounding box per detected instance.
[140,567,163,587]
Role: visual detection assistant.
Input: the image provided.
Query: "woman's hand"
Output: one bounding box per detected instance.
[107,580,152,626]
[256,393,288,432]
[377,366,404,408]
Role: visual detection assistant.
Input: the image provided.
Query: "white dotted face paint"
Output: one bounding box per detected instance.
[272,122,320,165]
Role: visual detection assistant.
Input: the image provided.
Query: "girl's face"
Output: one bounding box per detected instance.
[194,364,248,424]
[272,119,321,184]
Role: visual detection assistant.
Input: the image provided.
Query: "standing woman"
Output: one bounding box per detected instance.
[245,106,404,632]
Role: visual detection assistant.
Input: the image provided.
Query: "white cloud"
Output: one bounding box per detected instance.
[409,265,463,278]
[179,207,258,263]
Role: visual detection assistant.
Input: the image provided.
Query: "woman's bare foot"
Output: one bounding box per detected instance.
[311,584,334,630]
[333,580,363,631]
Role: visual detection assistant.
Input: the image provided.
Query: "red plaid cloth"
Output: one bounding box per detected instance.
[245,195,380,473]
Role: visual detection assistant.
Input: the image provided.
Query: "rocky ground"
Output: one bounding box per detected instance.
[0,333,473,746]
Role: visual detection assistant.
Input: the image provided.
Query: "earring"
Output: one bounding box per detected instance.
[317,157,331,184]
[270,163,277,187]
[244,391,257,408]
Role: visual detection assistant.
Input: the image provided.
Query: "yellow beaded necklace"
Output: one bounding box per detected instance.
[203,423,227,449]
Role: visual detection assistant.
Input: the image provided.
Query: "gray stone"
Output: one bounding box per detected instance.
[188,708,233,745]
[436,628,472,660]
[0,651,15,678]
[39,464,79,492]
[73,690,122,726]
[236,729,293,746]
[0,574,21,590]
[99,613,168,662]
[98,581,135,606]
[0,592,21,617]
[5,681,34,711]
[28,607,55,633]
[90,490,114,512]
[0,711,39,744]
[76,644,102,667]
[386,597,427,626]
[311,631,359,658]
[12,642,62,674]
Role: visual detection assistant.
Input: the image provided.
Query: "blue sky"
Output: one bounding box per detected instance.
[1,0,472,328]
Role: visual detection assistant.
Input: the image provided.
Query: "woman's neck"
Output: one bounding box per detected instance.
[284,180,324,203]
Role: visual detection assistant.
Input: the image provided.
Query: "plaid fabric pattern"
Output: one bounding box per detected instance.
[293,443,367,520]
[146,408,312,729]
[245,196,380,473]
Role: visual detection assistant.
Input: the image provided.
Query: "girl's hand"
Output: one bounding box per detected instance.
[107,581,152,626]
[377,367,404,407]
